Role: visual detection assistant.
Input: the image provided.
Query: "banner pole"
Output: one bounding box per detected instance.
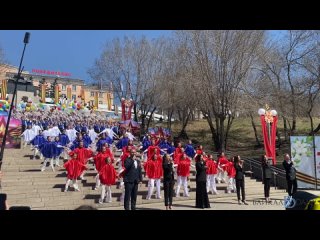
[312,133,317,190]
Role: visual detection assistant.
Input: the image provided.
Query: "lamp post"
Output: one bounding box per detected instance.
[0,32,30,177]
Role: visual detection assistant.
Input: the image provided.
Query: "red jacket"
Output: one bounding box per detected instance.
[64,159,87,180]
[206,159,218,175]
[93,152,110,172]
[144,158,163,179]
[177,158,191,177]
[70,147,93,165]
[217,157,229,171]
[99,164,117,185]
[147,145,161,159]
[226,162,236,178]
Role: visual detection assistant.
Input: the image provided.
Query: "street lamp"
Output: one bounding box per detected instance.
[0,32,30,178]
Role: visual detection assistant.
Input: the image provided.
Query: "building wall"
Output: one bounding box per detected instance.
[83,88,113,108]
[0,64,114,109]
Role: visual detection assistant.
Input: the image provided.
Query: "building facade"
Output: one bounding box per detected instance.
[0,64,113,110]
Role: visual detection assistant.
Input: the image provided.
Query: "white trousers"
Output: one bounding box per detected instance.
[207,174,218,194]
[95,174,101,189]
[227,177,236,192]
[100,185,112,203]
[176,176,189,197]
[146,178,161,199]
[41,158,55,171]
[65,179,79,191]
[33,148,43,160]
[217,169,226,183]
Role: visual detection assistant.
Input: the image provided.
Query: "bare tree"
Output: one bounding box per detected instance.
[176,30,265,151]
[259,31,317,137]
[88,36,169,134]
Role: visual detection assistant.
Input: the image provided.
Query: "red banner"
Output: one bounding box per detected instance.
[121,99,134,121]
[260,115,278,165]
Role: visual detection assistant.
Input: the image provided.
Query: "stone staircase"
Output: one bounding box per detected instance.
[0,147,286,210]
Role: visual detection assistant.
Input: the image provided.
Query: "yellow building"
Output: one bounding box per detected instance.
[0,64,113,109]
[83,85,114,110]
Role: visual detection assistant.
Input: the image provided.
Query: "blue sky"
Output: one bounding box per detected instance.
[0,30,172,81]
[0,30,283,82]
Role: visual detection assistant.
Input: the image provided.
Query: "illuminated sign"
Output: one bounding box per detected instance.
[32,69,71,77]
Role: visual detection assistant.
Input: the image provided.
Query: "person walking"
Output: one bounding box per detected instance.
[162,154,175,210]
[123,149,143,210]
[195,155,210,209]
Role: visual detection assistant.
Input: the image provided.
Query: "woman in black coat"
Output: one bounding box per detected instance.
[234,155,248,205]
[162,154,175,210]
[195,155,210,209]
[261,155,272,202]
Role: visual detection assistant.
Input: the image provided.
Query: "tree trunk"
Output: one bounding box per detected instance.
[167,109,173,129]
[206,117,220,152]
[224,114,235,150]
[178,111,191,139]
[276,130,281,148]
[146,107,157,130]
[133,103,138,122]
[283,116,288,142]
[308,111,314,135]
[140,113,146,135]
[250,112,261,147]
[291,117,296,135]
[310,123,320,135]
[218,115,226,152]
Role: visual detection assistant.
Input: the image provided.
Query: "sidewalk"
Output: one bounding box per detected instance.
[99,192,288,210]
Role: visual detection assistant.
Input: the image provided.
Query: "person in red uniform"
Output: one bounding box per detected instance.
[69,141,93,180]
[64,152,87,192]
[93,146,111,190]
[145,153,163,199]
[205,154,218,194]
[98,156,117,204]
[226,158,236,193]
[195,145,204,156]
[217,152,229,184]
[174,147,185,165]
[175,153,193,197]
[173,142,183,159]
[145,140,161,161]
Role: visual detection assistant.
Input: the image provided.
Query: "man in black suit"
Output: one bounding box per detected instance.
[124,149,143,210]
[282,154,297,196]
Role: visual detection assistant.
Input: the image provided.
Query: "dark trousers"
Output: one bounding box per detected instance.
[163,180,174,206]
[236,179,245,201]
[124,182,138,210]
[264,178,271,198]
[287,179,298,196]
[195,181,210,208]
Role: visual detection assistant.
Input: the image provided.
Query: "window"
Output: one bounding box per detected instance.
[90,92,94,97]
[72,85,76,91]
[99,92,103,98]
[99,101,103,104]
[62,85,66,91]
[72,94,76,100]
